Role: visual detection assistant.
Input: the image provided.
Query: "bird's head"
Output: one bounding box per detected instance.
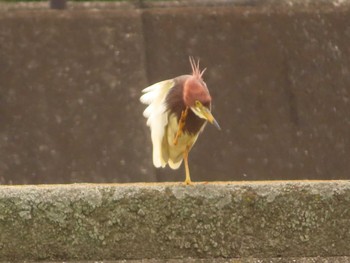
[183,57,221,130]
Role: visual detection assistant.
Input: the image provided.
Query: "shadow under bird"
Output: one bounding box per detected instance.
[140,57,220,185]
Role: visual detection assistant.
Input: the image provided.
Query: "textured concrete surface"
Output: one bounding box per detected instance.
[26,260,350,263]
[0,8,150,184]
[0,2,350,184]
[0,181,350,261]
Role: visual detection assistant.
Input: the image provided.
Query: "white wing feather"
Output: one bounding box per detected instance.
[140,79,175,168]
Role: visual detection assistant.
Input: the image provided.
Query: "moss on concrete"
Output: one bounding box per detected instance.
[0,181,350,261]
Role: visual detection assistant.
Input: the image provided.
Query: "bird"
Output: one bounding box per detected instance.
[140,57,220,185]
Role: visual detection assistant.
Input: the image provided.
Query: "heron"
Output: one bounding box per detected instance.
[140,57,220,185]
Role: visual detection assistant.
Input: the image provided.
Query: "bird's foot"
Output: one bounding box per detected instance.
[184,178,192,185]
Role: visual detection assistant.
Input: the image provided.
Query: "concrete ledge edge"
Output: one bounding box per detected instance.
[1,0,350,12]
[8,256,350,263]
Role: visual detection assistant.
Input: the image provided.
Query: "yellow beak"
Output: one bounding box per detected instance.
[201,107,221,130]
[194,101,221,130]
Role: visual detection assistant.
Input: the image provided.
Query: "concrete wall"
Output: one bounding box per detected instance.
[0,181,350,261]
[0,1,350,184]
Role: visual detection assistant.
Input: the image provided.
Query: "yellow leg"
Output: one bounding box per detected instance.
[173,107,189,146]
[184,145,192,185]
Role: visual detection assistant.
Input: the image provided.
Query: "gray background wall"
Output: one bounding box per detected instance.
[0,1,349,184]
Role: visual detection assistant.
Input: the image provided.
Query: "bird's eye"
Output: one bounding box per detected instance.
[195,100,201,107]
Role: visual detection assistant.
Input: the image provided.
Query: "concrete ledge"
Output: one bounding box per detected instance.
[1,181,350,261]
[15,257,350,263]
[1,0,350,11]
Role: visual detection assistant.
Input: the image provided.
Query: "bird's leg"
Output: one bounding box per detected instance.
[173,107,189,146]
[184,145,192,185]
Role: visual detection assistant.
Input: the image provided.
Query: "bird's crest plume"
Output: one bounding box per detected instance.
[189,56,206,79]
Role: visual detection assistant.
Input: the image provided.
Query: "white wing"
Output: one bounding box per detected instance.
[140,79,175,168]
